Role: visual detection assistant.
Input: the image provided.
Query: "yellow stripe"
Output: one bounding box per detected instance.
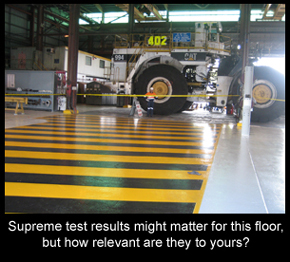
[7,125,218,136]
[5,150,212,165]
[5,129,215,140]
[31,118,213,129]
[36,122,214,132]
[5,141,214,154]
[5,113,221,213]
[44,120,219,131]
[46,116,221,127]
[5,134,209,146]
[5,163,207,179]
[35,116,221,129]
[5,182,200,203]
[192,124,222,214]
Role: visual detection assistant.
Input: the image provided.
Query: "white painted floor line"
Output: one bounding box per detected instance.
[248,148,269,214]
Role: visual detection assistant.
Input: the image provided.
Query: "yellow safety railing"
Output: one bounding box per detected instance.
[126,48,142,78]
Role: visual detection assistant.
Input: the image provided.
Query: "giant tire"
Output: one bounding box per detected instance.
[177,101,193,113]
[251,66,285,122]
[134,64,188,115]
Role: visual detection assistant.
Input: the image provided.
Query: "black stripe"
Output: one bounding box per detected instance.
[5,173,203,190]
[5,137,214,150]
[5,146,212,159]
[5,131,216,143]
[5,196,196,213]
[24,124,219,134]
[43,116,219,128]
[43,119,214,129]
[5,157,208,171]
[48,120,220,129]
[8,127,219,137]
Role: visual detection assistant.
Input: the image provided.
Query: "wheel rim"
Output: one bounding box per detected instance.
[153,81,168,98]
[252,80,277,108]
[147,77,172,104]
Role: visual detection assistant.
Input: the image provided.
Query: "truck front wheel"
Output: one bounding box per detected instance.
[134,64,188,115]
[251,66,285,122]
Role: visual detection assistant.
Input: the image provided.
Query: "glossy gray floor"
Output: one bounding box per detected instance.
[199,121,285,213]
[5,105,285,213]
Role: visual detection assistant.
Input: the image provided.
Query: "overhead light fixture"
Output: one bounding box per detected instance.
[64,35,69,38]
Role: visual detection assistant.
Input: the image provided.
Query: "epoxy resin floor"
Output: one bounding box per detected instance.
[4,107,285,213]
[5,114,221,213]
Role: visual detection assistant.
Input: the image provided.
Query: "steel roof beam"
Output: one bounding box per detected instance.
[144,4,164,21]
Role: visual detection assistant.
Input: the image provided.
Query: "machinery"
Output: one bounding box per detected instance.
[5,70,64,112]
[109,22,284,122]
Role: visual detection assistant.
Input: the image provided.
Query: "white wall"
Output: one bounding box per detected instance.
[76,49,111,79]
[43,46,111,80]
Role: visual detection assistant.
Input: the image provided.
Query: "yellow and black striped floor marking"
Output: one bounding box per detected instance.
[5,114,221,213]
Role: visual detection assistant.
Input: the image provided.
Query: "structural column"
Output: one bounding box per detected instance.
[239,4,251,69]
[36,5,43,51]
[35,5,44,70]
[30,6,36,47]
[67,4,80,113]
[128,4,134,34]
[242,66,254,136]
[239,4,253,135]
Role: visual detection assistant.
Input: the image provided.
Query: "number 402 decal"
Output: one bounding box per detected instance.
[148,36,167,46]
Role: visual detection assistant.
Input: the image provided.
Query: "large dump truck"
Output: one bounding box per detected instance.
[109,22,284,122]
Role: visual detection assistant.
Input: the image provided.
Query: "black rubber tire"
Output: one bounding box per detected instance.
[177,101,193,113]
[134,64,188,115]
[251,66,285,122]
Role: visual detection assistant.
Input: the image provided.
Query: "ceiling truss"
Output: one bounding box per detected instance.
[5,4,285,59]
[262,4,285,20]
[115,4,166,22]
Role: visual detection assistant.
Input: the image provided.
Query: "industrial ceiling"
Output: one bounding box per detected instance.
[29,4,284,17]
[5,4,285,60]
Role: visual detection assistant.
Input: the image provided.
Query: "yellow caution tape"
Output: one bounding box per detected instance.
[252,96,285,102]
[5,93,285,102]
[4,93,240,97]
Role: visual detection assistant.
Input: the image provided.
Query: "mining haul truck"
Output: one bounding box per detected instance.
[109,22,284,122]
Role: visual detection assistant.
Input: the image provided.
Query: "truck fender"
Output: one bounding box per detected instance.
[133,55,184,85]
